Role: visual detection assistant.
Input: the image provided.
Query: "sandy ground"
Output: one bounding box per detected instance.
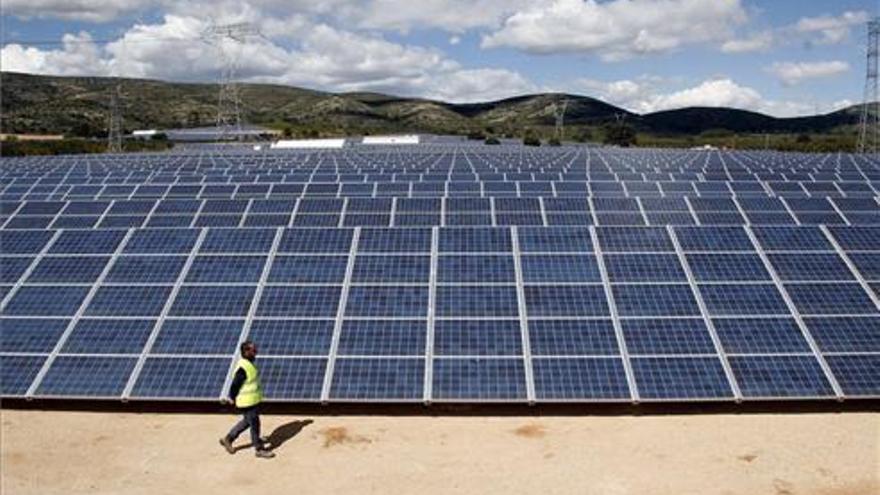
[1,408,878,495]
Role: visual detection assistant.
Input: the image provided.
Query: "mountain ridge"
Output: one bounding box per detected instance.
[0,72,862,138]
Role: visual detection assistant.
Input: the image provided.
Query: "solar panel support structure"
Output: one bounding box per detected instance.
[202,22,260,142]
[857,17,880,154]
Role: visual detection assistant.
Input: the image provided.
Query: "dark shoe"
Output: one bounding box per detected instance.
[219,437,235,454]
[255,449,275,459]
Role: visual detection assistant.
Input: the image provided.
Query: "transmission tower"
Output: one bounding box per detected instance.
[203,22,260,141]
[858,18,880,154]
[106,81,124,153]
[554,98,569,142]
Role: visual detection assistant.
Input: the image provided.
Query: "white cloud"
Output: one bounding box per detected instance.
[571,76,848,117]
[353,0,528,32]
[482,0,747,60]
[2,0,156,22]
[0,13,534,103]
[1,32,110,75]
[766,61,850,86]
[721,32,773,53]
[795,10,869,45]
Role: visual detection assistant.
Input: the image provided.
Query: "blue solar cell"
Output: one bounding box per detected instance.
[131,357,229,398]
[438,255,514,283]
[825,355,880,396]
[686,253,771,282]
[804,316,880,353]
[260,358,327,400]
[622,319,715,355]
[51,216,100,229]
[613,284,700,317]
[768,253,854,281]
[345,286,428,317]
[50,230,126,254]
[200,228,275,253]
[4,285,90,316]
[699,284,789,316]
[596,227,673,252]
[338,320,426,356]
[785,283,878,315]
[596,212,646,226]
[632,357,734,399]
[525,285,609,317]
[712,317,810,353]
[518,227,592,253]
[353,255,431,283]
[105,256,188,283]
[18,201,65,215]
[99,215,146,228]
[0,355,46,396]
[246,319,333,355]
[61,201,111,215]
[358,228,432,252]
[0,256,34,283]
[432,358,526,400]
[604,254,686,282]
[751,226,832,252]
[86,286,172,317]
[170,285,256,317]
[330,358,424,400]
[124,229,200,254]
[63,319,154,353]
[151,319,244,355]
[528,319,618,356]
[521,254,601,283]
[434,320,522,356]
[729,355,834,398]
[0,318,68,352]
[27,256,110,283]
[108,200,155,214]
[533,358,630,400]
[0,230,54,254]
[278,229,353,253]
[850,253,880,280]
[437,286,519,317]
[292,214,339,227]
[36,356,137,397]
[268,255,348,283]
[439,228,511,252]
[185,255,267,283]
[257,286,340,317]
[674,226,753,252]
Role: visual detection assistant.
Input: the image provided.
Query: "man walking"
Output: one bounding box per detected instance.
[220,340,275,459]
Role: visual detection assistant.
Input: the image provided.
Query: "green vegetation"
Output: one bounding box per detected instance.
[0,72,866,153]
[1,137,173,157]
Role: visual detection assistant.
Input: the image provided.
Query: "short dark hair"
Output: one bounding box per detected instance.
[240,340,255,355]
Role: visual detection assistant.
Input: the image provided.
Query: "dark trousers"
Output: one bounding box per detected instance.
[226,405,264,450]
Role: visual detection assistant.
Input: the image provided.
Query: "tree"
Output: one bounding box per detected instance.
[602,122,637,147]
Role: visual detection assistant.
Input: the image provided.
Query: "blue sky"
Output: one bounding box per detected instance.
[1,1,877,116]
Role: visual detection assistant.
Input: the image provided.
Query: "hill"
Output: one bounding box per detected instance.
[0,72,863,138]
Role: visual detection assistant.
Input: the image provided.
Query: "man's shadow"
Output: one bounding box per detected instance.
[235,419,314,453]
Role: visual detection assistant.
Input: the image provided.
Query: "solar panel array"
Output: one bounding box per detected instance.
[1,146,878,403]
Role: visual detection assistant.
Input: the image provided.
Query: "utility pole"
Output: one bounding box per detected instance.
[554,98,569,142]
[203,22,260,141]
[857,17,880,153]
[106,81,124,153]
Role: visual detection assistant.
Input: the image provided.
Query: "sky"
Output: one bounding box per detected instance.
[1,0,877,117]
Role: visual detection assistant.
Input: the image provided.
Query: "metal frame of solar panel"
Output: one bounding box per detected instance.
[1,145,878,405]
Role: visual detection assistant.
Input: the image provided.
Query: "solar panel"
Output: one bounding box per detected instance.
[3,146,878,404]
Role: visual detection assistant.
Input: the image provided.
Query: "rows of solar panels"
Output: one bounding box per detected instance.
[1,147,878,403]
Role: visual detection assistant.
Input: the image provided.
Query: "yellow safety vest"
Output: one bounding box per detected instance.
[235,358,263,408]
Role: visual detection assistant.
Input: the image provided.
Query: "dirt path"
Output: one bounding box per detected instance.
[2,409,877,495]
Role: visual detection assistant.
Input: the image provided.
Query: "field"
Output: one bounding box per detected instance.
[2,408,877,495]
